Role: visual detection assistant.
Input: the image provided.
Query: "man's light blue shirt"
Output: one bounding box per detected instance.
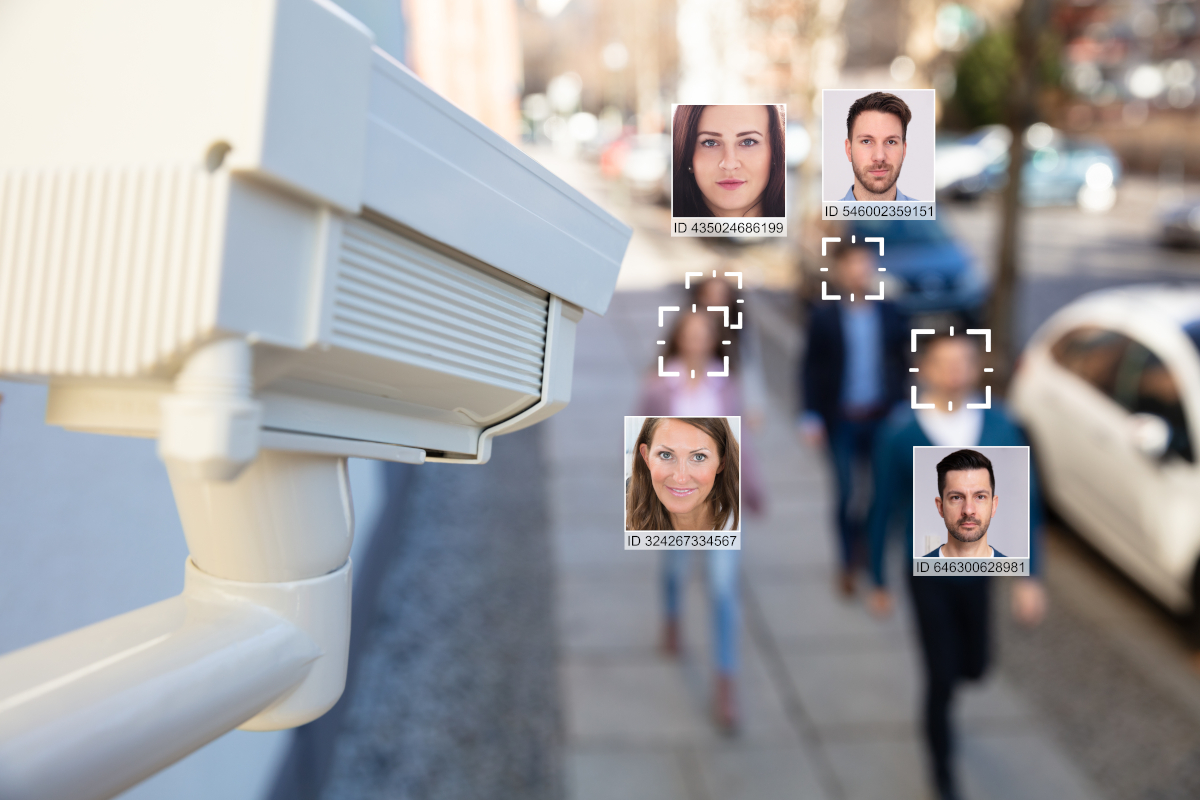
[839,302,883,411]
[842,185,916,201]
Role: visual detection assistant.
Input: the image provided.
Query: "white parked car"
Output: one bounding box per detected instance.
[1011,285,1200,616]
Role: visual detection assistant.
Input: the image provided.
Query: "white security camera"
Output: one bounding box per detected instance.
[0,1,630,798]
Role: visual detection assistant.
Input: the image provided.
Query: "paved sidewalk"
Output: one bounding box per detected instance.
[546,291,1101,800]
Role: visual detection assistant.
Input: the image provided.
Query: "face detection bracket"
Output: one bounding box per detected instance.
[910,327,993,410]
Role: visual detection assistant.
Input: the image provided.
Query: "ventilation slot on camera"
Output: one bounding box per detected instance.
[331,219,549,397]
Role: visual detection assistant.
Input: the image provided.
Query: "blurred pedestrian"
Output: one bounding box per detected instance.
[693,275,767,514]
[640,311,741,417]
[693,276,768,430]
[798,243,908,596]
[636,311,748,732]
[866,331,1047,800]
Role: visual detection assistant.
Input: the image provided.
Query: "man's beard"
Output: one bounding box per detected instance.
[852,159,901,196]
[947,515,990,543]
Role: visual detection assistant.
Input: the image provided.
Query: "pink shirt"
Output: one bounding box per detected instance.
[636,358,742,417]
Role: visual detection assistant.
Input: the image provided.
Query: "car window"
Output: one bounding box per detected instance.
[1114,341,1193,462]
[1051,325,1193,462]
[1049,326,1129,396]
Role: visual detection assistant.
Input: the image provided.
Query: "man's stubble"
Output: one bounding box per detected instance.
[852,156,903,197]
[946,514,989,544]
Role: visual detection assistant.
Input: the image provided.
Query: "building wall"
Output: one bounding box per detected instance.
[406,0,523,139]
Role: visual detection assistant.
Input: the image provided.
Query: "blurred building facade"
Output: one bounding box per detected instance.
[519,0,678,133]
[326,0,525,140]
[512,0,1036,161]
[407,0,524,140]
[514,0,1199,173]
[1052,0,1200,174]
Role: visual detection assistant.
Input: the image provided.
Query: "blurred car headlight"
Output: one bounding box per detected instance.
[1025,122,1056,149]
[1078,184,1117,212]
[1085,162,1114,190]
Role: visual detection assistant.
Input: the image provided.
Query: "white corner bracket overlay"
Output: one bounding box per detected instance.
[909,328,993,410]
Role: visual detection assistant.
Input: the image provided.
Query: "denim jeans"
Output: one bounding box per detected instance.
[662,548,740,675]
[829,416,883,571]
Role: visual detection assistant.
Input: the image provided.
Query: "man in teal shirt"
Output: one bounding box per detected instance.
[867,331,1045,800]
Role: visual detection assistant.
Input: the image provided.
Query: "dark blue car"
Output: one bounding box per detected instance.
[848,218,988,319]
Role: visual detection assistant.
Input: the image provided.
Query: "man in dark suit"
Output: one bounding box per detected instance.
[798,243,908,594]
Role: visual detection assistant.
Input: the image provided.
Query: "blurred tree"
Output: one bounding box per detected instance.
[948,23,1062,130]
[989,0,1052,394]
[952,30,1015,127]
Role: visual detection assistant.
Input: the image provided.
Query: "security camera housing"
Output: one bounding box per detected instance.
[0,0,631,468]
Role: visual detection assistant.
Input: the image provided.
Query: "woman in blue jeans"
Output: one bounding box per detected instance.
[634,311,748,731]
[660,547,740,728]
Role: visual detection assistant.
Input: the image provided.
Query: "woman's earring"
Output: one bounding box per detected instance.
[687,166,693,172]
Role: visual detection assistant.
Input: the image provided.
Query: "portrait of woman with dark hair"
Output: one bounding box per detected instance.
[626,416,740,532]
[671,104,786,218]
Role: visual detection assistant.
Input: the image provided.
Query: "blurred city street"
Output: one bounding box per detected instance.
[940,176,1200,345]
[533,142,1200,799]
[301,142,1200,799]
[547,290,1098,800]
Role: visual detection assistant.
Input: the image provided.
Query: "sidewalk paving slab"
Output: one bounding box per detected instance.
[567,749,693,800]
[694,744,832,800]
